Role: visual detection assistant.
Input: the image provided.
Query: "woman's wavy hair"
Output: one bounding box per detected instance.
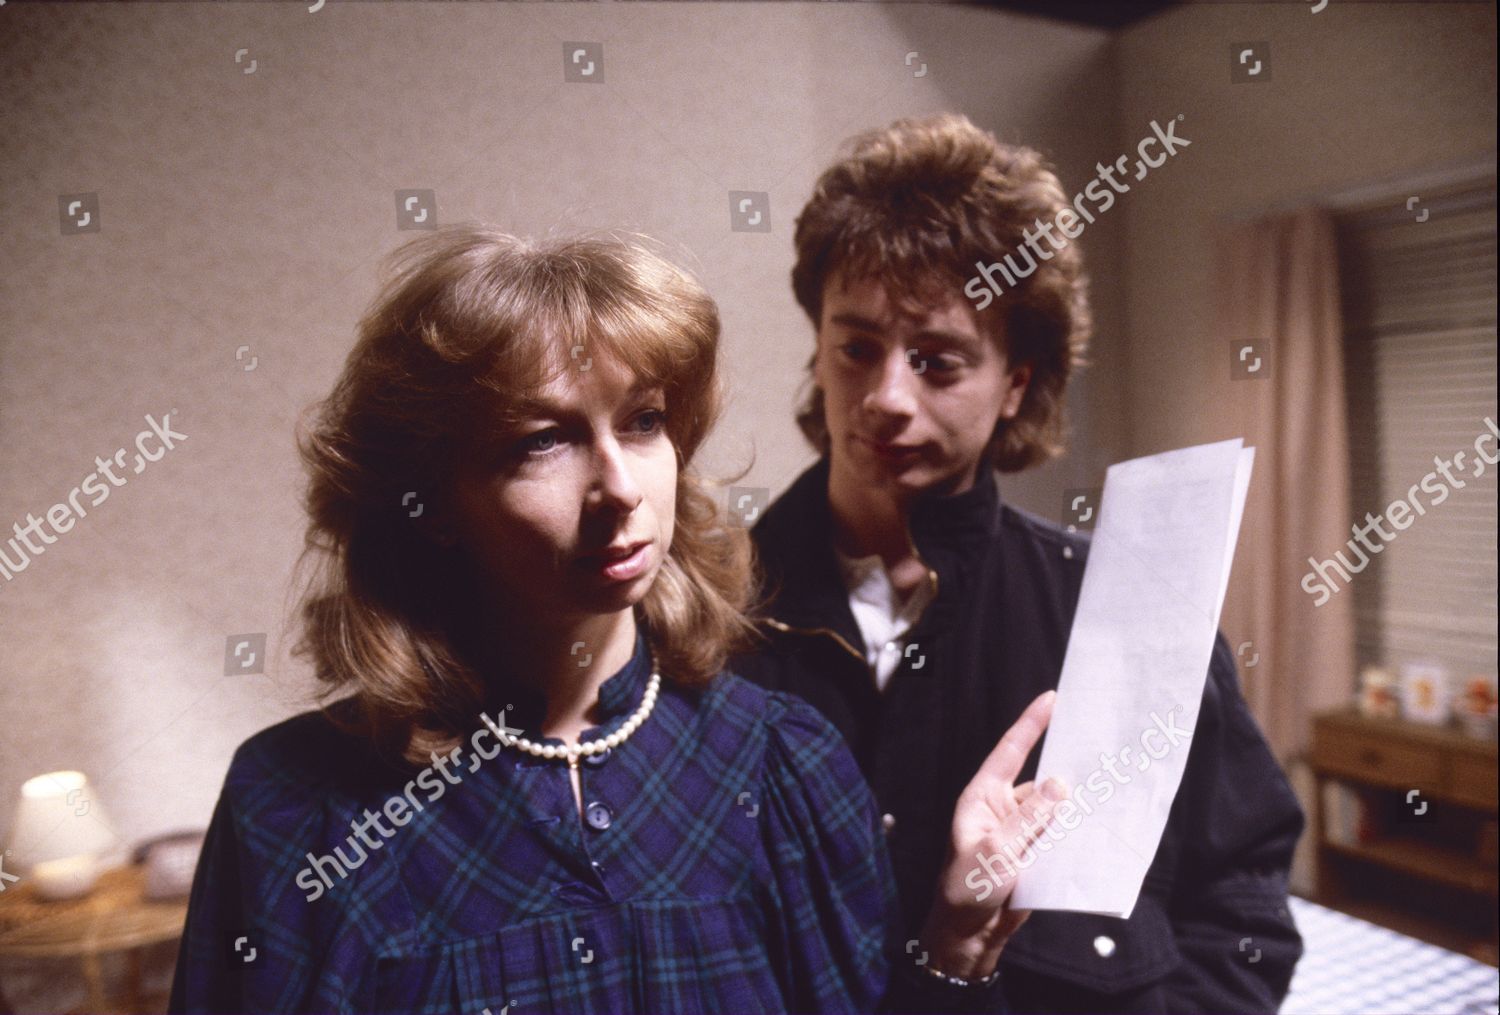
[292,225,756,765]
[792,112,1092,472]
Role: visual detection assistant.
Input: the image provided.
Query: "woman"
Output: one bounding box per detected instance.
[169,225,1064,1013]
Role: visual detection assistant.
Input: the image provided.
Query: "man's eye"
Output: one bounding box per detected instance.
[912,350,965,375]
[839,340,879,362]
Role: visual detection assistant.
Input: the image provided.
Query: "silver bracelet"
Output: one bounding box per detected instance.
[918,958,1003,989]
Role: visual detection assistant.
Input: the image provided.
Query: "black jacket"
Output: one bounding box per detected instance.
[729,457,1304,1014]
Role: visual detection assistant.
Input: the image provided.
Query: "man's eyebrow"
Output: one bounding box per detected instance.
[913,327,983,349]
[828,311,889,333]
[830,311,980,349]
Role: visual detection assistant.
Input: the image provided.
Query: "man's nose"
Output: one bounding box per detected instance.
[864,348,920,419]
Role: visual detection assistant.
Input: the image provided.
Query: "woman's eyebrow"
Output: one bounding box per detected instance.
[506,380,665,421]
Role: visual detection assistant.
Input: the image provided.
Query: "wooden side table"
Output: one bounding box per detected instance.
[1308,707,1499,961]
[0,864,188,1014]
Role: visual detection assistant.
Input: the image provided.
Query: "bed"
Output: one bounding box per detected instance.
[1282,895,1499,1015]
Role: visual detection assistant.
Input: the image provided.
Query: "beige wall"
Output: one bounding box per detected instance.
[1114,1,1495,461]
[0,0,1492,1007]
[1112,1,1495,894]
[1111,2,1495,723]
[0,3,1122,887]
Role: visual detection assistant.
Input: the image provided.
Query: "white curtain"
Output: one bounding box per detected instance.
[1216,208,1357,761]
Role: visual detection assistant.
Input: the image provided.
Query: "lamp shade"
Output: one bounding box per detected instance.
[8,770,119,897]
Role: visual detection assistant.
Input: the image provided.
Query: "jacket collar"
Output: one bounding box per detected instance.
[752,456,1000,648]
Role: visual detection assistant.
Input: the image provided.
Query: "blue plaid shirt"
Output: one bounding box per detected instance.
[169,631,999,1013]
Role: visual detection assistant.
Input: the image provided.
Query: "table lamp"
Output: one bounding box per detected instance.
[8,770,119,900]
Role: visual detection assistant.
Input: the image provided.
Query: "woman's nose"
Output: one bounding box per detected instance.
[590,437,644,514]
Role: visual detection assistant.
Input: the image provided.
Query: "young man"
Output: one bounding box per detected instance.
[730,114,1304,1013]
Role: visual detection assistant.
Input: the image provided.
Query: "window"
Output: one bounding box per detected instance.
[1336,182,1497,682]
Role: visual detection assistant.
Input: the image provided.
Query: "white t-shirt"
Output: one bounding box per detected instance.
[833,548,936,692]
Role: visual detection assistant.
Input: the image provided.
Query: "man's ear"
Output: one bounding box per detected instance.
[999,362,1033,420]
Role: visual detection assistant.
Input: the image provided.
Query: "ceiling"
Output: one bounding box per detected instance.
[969,1,1186,30]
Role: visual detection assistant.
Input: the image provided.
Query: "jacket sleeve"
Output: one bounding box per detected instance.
[761,691,1010,1014]
[1159,633,1305,1014]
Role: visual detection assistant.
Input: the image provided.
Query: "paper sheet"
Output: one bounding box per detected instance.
[1006,438,1255,918]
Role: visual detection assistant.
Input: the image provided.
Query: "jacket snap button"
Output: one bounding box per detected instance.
[881,813,896,836]
[585,801,613,830]
[584,746,612,767]
[1093,935,1116,958]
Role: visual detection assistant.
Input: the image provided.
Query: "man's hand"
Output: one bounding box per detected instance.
[917,689,1067,979]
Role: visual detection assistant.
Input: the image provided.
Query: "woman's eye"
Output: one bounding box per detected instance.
[519,429,560,455]
[632,409,667,435]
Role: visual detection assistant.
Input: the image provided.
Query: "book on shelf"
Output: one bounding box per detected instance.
[1322,781,1375,845]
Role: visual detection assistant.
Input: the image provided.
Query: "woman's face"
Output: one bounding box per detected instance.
[444,350,677,626]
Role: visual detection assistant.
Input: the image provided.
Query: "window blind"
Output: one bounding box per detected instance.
[1336,182,1498,683]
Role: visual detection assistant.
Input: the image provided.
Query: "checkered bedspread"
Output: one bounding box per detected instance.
[1282,895,1499,1015]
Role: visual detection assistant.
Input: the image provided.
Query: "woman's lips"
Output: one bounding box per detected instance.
[582,541,652,581]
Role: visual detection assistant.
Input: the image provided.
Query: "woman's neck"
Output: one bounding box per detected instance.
[472,608,639,741]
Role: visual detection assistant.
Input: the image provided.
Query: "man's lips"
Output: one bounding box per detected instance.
[855,434,923,457]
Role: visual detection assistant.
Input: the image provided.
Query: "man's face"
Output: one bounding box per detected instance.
[443,351,677,625]
[813,273,1030,498]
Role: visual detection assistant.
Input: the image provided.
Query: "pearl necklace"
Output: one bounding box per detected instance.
[482,669,662,771]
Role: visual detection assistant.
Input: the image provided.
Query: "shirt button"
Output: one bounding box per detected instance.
[883,641,898,653]
[584,746,612,767]
[1093,935,1116,958]
[881,813,896,836]
[585,801,613,830]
